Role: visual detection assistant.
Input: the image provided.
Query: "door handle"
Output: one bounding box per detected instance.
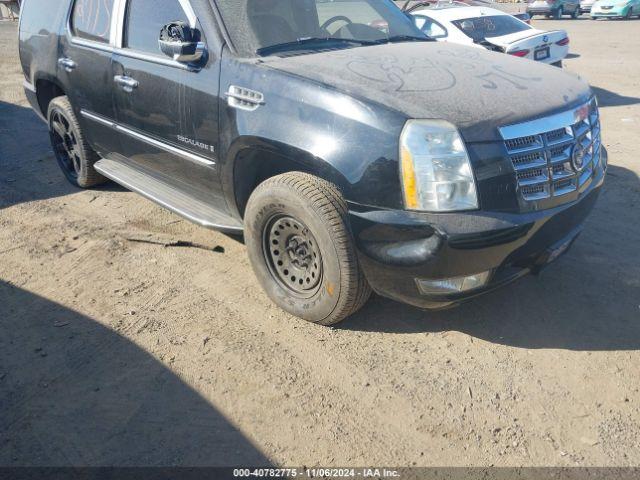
[58,57,77,73]
[114,75,139,93]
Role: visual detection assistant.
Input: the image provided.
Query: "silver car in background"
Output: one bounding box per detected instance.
[580,0,597,13]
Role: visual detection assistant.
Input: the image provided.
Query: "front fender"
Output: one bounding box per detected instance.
[218,55,409,215]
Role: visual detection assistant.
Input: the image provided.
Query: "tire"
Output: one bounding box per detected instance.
[245,172,371,326]
[571,6,580,18]
[554,7,563,19]
[47,96,107,188]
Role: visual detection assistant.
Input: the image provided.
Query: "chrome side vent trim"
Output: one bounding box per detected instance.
[226,86,265,112]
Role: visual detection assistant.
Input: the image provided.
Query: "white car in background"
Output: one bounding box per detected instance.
[410,5,570,67]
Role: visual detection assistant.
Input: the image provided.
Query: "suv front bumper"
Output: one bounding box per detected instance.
[348,149,606,310]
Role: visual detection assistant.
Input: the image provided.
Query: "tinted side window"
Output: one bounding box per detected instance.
[71,0,116,43]
[125,0,190,55]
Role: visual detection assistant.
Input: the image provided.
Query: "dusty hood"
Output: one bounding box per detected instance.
[261,42,592,142]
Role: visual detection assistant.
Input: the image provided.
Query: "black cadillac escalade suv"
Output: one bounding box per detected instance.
[19,0,606,325]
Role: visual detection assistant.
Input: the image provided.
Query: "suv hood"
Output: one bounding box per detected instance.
[260,42,592,142]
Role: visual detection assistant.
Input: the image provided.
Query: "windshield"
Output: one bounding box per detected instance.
[214,0,428,57]
[452,15,530,42]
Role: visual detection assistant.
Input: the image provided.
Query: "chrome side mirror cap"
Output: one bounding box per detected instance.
[159,21,206,64]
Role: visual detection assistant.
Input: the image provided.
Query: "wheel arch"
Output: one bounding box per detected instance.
[34,76,67,119]
[223,136,350,220]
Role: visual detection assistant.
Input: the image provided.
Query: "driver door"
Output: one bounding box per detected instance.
[112,0,224,207]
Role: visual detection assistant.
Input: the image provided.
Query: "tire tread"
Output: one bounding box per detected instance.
[248,172,371,325]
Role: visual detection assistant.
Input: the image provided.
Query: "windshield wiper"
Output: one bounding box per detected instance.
[376,35,434,44]
[256,37,378,56]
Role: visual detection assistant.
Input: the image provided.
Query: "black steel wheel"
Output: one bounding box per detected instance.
[263,215,323,298]
[245,172,371,326]
[47,96,106,188]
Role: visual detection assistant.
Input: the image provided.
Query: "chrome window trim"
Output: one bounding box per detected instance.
[65,0,200,69]
[177,0,197,28]
[113,47,195,70]
[80,110,216,168]
[70,36,115,53]
[114,0,199,67]
[112,0,126,46]
[499,100,592,140]
[66,0,119,48]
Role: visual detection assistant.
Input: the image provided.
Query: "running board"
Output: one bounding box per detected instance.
[94,157,243,233]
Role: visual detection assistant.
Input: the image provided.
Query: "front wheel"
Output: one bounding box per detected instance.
[554,7,564,18]
[245,172,371,326]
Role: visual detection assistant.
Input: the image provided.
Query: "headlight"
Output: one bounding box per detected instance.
[400,120,478,212]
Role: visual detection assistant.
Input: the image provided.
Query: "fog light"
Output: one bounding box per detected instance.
[415,271,491,295]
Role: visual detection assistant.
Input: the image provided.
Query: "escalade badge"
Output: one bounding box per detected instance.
[572,143,587,171]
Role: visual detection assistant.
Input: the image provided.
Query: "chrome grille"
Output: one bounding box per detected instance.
[500,99,601,204]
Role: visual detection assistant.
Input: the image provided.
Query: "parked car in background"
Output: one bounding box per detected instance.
[579,0,598,13]
[590,0,640,18]
[527,0,581,18]
[398,0,532,22]
[411,5,569,66]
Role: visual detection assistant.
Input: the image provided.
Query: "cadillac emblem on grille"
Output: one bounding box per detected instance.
[572,142,587,171]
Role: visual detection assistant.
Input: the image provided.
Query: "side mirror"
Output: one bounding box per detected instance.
[159,21,205,64]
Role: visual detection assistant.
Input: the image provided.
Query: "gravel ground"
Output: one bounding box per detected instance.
[1,18,639,468]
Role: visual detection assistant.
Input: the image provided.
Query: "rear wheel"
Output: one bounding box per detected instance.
[245,172,371,326]
[47,96,106,188]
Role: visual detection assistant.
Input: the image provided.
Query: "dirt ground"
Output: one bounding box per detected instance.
[1,17,639,468]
